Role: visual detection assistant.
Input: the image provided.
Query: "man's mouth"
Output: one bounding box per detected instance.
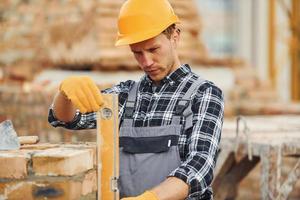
[147,69,159,75]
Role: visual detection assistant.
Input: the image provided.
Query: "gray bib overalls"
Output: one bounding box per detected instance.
[119,77,205,198]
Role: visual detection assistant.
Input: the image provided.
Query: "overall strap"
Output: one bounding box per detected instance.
[172,77,206,130]
[123,81,139,127]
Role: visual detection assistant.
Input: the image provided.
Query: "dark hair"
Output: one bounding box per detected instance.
[162,24,180,39]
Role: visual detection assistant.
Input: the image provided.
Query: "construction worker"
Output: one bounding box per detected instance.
[48,0,224,199]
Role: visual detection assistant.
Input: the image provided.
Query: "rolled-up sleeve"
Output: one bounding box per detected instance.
[169,84,224,198]
[48,105,98,130]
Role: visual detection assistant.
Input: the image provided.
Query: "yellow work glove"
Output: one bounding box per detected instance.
[121,191,159,200]
[59,76,103,113]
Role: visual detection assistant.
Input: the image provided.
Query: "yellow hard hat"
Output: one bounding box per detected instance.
[115,0,180,46]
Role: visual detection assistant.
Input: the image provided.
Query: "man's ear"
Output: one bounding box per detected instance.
[171,29,180,48]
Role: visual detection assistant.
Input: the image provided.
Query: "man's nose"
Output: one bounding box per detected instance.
[140,53,154,67]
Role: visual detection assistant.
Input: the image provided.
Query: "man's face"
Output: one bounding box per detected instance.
[129,32,180,85]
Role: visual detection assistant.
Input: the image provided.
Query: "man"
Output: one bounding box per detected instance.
[48,0,224,199]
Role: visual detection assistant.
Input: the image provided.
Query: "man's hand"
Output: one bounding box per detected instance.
[121,191,159,200]
[59,76,103,113]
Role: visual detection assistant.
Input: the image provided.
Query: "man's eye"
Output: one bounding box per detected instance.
[133,51,142,55]
[149,48,158,53]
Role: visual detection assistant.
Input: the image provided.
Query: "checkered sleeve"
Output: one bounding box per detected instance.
[48,80,133,130]
[169,83,224,198]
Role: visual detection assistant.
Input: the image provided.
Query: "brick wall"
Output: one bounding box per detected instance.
[0,143,97,200]
[0,0,208,76]
[0,84,97,143]
[1,142,299,200]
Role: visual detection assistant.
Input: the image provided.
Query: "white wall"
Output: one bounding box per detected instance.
[234,0,270,82]
[274,0,292,102]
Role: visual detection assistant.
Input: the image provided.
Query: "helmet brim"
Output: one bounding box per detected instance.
[115,20,180,46]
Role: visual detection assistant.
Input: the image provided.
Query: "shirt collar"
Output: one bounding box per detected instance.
[141,64,191,87]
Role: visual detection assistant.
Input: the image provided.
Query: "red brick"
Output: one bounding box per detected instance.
[0,181,34,200]
[0,180,87,200]
[81,170,97,196]
[32,181,82,200]
[32,148,93,176]
[0,151,30,179]
[61,143,97,166]
[20,143,59,150]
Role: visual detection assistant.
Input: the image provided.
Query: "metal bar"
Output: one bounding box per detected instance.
[291,0,300,100]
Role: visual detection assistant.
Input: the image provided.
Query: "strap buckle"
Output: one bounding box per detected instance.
[124,101,135,118]
[175,100,190,115]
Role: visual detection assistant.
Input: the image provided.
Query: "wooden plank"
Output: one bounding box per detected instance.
[220,116,300,199]
[213,151,238,200]
[260,146,282,200]
[213,151,236,191]
[214,155,260,200]
[276,159,300,200]
[97,94,119,200]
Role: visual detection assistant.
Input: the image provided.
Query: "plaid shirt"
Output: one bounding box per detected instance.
[48,64,224,199]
